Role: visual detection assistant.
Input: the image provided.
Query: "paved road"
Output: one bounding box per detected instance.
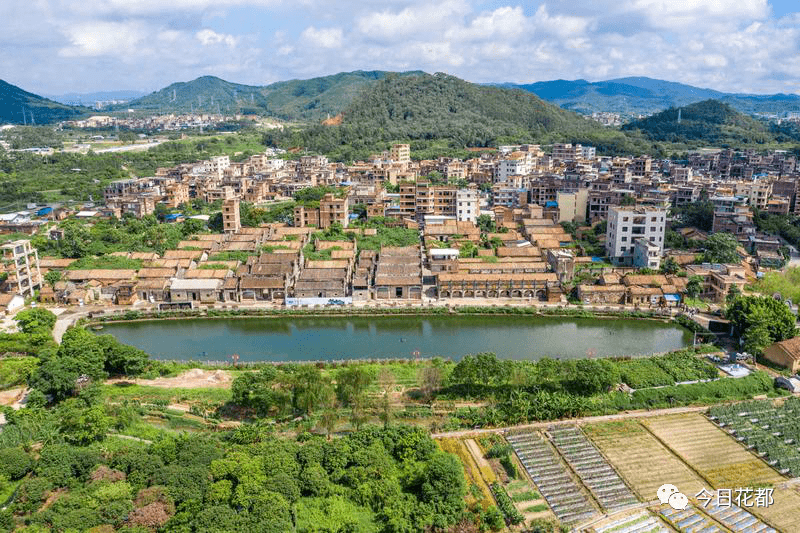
[431,405,710,439]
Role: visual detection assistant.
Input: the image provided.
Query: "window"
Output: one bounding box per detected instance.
[395,287,403,297]
[623,216,629,222]
[650,227,656,232]
[621,236,627,242]
[651,217,657,222]
[622,227,629,232]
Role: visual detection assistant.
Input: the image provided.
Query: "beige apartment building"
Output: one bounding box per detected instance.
[222,198,241,234]
[293,193,350,229]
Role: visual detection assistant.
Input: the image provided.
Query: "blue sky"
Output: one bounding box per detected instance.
[2,0,799,96]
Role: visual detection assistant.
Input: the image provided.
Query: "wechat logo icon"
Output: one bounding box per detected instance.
[657,484,688,510]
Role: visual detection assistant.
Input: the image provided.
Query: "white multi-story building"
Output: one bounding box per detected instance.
[633,238,662,270]
[456,187,479,223]
[495,153,531,183]
[204,155,230,178]
[606,206,667,266]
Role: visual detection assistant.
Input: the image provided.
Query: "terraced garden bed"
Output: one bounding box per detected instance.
[506,431,597,525]
[547,425,639,512]
[593,510,669,533]
[659,504,722,532]
[702,503,776,533]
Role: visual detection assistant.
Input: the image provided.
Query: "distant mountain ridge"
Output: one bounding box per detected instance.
[115,71,426,121]
[0,80,87,124]
[502,77,800,116]
[621,99,800,145]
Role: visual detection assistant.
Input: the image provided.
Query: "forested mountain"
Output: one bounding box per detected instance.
[0,80,87,124]
[504,77,800,116]
[267,72,651,161]
[621,99,800,145]
[115,71,424,121]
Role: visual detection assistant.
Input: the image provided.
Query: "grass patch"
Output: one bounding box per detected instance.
[752,268,800,303]
[0,356,38,390]
[511,490,540,502]
[100,383,231,404]
[524,503,548,513]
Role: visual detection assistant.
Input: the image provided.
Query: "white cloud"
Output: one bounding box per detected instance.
[357,0,469,41]
[58,21,146,57]
[1,0,799,97]
[196,28,238,47]
[301,26,343,48]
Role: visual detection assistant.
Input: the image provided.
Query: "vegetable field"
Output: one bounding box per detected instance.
[641,413,783,488]
[506,432,597,525]
[708,397,800,476]
[583,420,706,501]
[547,425,638,512]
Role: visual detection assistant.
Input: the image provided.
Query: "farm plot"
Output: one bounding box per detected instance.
[437,437,494,507]
[594,511,670,533]
[584,420,706,501]
[547,425,639,512]
[748,487,800,532]
[506,432,598,525]
[641,413,783,488]
[659,505,722,532]
[708,397,800,476]
[702,503,776,533]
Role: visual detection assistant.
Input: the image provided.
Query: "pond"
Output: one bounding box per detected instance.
[97,315,693,362]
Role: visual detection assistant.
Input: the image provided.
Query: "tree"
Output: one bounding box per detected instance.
[95,335,149,376]
[377,367,396,429]
[29,356,87,402]
[59,220,92,258]
[727,295,798,351]
[726,285,742,305]
[459,241,478,258]
[686,275,704,298]
[477,214,496,234]
[292,366,330,415]
[56,398,111,445]
[417,366,442,404]
[0,447,33,480]
[568,359,620,395]
[15,308,57,334]
[702,233,740,264]
[44,269,62,288]
[415,452,466,529]
[318,407,339,440]
[335,367,373,407]
[660,257,680,275]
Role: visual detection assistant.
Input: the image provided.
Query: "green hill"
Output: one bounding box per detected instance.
[0,80,87,124]
[268,72,648,160]
[116,71,424,121]
[621,99,798,145]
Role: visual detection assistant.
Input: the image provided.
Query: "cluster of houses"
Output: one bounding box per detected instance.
[0,141,797,312]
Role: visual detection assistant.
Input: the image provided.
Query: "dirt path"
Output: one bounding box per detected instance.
[431,405,710,439]
[106,369,232,389]
[464,439,491,472]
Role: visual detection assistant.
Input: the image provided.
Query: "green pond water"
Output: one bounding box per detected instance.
[97,315,692,362]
